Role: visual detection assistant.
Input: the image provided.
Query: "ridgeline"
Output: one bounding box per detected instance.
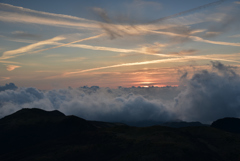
[0,108,240,161]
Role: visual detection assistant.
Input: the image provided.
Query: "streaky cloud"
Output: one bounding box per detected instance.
[94,0,228,39]
[147,29,240,47]
[55,54,239,78]
[30,34,105,54]
[150,0,228,23]
[1,34,104,61]
[62,57,190,76]
[0,3,92,21]
[0,60,22,64]
[2,36,65,59]
[191,36,240,46]
[0,3,99,30]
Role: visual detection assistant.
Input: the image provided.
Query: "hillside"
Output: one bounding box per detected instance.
[211,117,240,133]
[0,108,240,161]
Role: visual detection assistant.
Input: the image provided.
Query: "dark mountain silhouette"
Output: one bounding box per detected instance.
[211,117,240,134]
[0,108,96,130]
[121,119,207,127]
[0,108,96,156]
[161,121,207,128]
[1,108,240,161]
[123,120,164,127]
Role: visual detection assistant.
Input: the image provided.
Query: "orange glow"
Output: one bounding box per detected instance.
[132,75,179,87]
[140,82,154,85]
[132,83,179,88]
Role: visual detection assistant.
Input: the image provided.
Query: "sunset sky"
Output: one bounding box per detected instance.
[0,0,240,89]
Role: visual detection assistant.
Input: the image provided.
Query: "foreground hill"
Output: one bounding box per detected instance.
[211,117,240,134]
[0,108,240,161]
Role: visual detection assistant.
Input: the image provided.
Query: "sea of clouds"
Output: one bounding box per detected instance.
[0,62,240,124]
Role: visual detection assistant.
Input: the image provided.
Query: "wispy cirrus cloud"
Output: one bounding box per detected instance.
[5,65,21,71]
[51,52,240,78]
[93,0,231,40]
[8,31,232,66]
[0,2,229,44]
[91,1,239,48]
[0,3,99,30]
[0,60,21,64]
[61,54,240,76]
[1,36,65,59]
[147,29,240,47]
[2,32,169,63]
[56,57,190,77]
[149,0,228,24]
[1,1,239,85]
[30,34,104,54]
[1,34,105,61]
[190,36,240,46]
[0,3,172,38]
[58,42,172,58]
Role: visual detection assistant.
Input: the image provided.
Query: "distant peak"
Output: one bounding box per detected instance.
[5,108,65,120]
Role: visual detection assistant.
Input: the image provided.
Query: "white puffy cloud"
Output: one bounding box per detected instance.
[175,62,240,123]
[0,84,178,123]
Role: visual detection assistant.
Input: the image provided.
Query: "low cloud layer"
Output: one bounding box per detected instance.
[0,62,240,124]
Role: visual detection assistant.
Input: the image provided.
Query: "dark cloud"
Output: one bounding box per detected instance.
[0,83,17,91]
[0,62,240,124]
[211,61,237,77]
[93,7,111,23]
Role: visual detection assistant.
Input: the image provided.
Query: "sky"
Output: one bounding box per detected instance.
[0,0,240,123]
[0,0,239,89]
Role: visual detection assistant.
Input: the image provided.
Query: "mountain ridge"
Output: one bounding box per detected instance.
[1,108,240,161]
[211,117,240,133]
